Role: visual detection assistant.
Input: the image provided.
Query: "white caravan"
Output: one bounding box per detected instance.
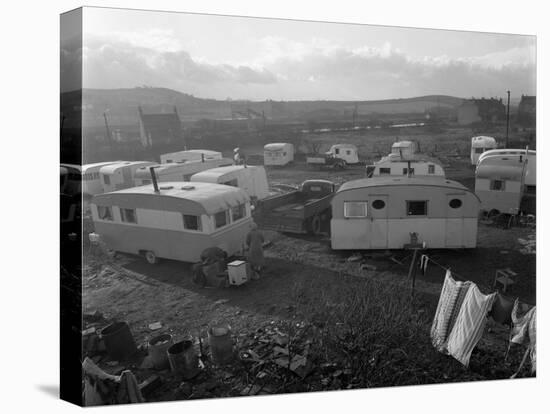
[264,143,294,166]
[470,136,497,165]
[190,165,270,203]
[391,141,418,159]
[475,150,536,215]
[331,176,480,250]
[99,161,156,193]
[366,153,445,177]
[134,158,233,186]
[81,161,122,198]
[327,144,360,164]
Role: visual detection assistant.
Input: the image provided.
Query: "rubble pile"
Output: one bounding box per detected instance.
[518,234,536,255]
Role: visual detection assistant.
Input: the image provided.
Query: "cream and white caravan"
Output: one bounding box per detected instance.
[133,158,233,186]
[190,165,270,203]
[330,176,480,250]
[477,148,536,165]
[99,161,156,193]
[91,182,254,264]
[328,144,359,164]
[264,143,294,166]
[475,150,535,215]
[160,149,222,164]
[366,154,445,177]
[391,141,418,159]
[470,136,497,165]
[81,161,122,198]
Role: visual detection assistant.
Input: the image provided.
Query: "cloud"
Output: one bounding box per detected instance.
[82,35,278,92]
[79,33,535,100]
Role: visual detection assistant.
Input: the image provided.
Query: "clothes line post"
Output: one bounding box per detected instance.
[404,238,424,297]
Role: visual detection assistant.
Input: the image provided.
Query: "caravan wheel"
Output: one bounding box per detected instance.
[309,215,322,235]
[144,250,158,265]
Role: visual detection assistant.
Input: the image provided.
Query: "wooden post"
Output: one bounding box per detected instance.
[407,248,420,297]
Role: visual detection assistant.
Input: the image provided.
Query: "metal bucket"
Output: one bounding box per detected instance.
[100,321,137,361]
[148,334,173,370]
[208,324,234,365]
[167,340,199,379]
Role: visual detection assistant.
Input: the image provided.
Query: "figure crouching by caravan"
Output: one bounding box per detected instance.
[330,176,480,250]
[91,181,255,264]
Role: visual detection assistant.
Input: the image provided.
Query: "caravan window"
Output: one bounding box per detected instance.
[335,148,340,155]
[183,214,202,231]
[402,168,415,175]
[428,165,435,174]
[103,174,111,185]
[379,168,391,175]
[120,208,137,223]
[406,201,427,216]
[231,204,246,221]
[475,148,484,154]
[449,199,462,209]
[372,199,386,210]
[214,210,229,228]
[97,205,113,221]
[346,150,351,155]
[344,201,368,218]
[490,180,505,191]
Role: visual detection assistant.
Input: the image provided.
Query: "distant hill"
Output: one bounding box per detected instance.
[61,87,467,127]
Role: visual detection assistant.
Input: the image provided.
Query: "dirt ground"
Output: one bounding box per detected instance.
[81,130,536,403]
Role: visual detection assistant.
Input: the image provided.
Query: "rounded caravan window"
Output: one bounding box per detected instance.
[372,199,386,209]
[449,199,462,209]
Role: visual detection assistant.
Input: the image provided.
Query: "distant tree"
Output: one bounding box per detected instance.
[303,137,323,154]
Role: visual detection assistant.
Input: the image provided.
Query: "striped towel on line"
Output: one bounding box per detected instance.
[430,270,472,353]
[447,285,496,366]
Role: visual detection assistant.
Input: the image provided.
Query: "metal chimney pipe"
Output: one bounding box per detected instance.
[149,166,160,193]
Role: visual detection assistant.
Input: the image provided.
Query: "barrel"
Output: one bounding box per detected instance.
[100,321,137,361]
[208,324,234,365]
[148,334,173,370]
[167,340,199,379]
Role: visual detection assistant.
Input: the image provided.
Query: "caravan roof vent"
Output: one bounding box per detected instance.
[159,185,174,190]
[181,185,196,191]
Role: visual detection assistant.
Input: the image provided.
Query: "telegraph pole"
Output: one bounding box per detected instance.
[505,90,511,147]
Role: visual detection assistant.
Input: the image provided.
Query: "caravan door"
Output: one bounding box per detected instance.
[369,195,389,249]
[445,194,464,247]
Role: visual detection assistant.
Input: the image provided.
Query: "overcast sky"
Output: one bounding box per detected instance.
[78,7,536,101]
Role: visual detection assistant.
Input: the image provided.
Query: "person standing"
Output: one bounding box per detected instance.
[246,223,264,280]
[233,147,245,165]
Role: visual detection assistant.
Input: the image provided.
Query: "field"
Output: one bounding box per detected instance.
[81,126,536,402]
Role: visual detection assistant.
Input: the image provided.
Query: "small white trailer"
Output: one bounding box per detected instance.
[190,165,270,203]
[99,161,157,193]
[475,150,536,215]
[330,176,480,250]
[391,141,418,159]
[81,161,122,198]
[264,143,294,166]
[91,181,254,264]
[470,136,497,165]
[366,153,445,177]
[327,144,359,164]
[133,158,233,186]
[160,149,223,164]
